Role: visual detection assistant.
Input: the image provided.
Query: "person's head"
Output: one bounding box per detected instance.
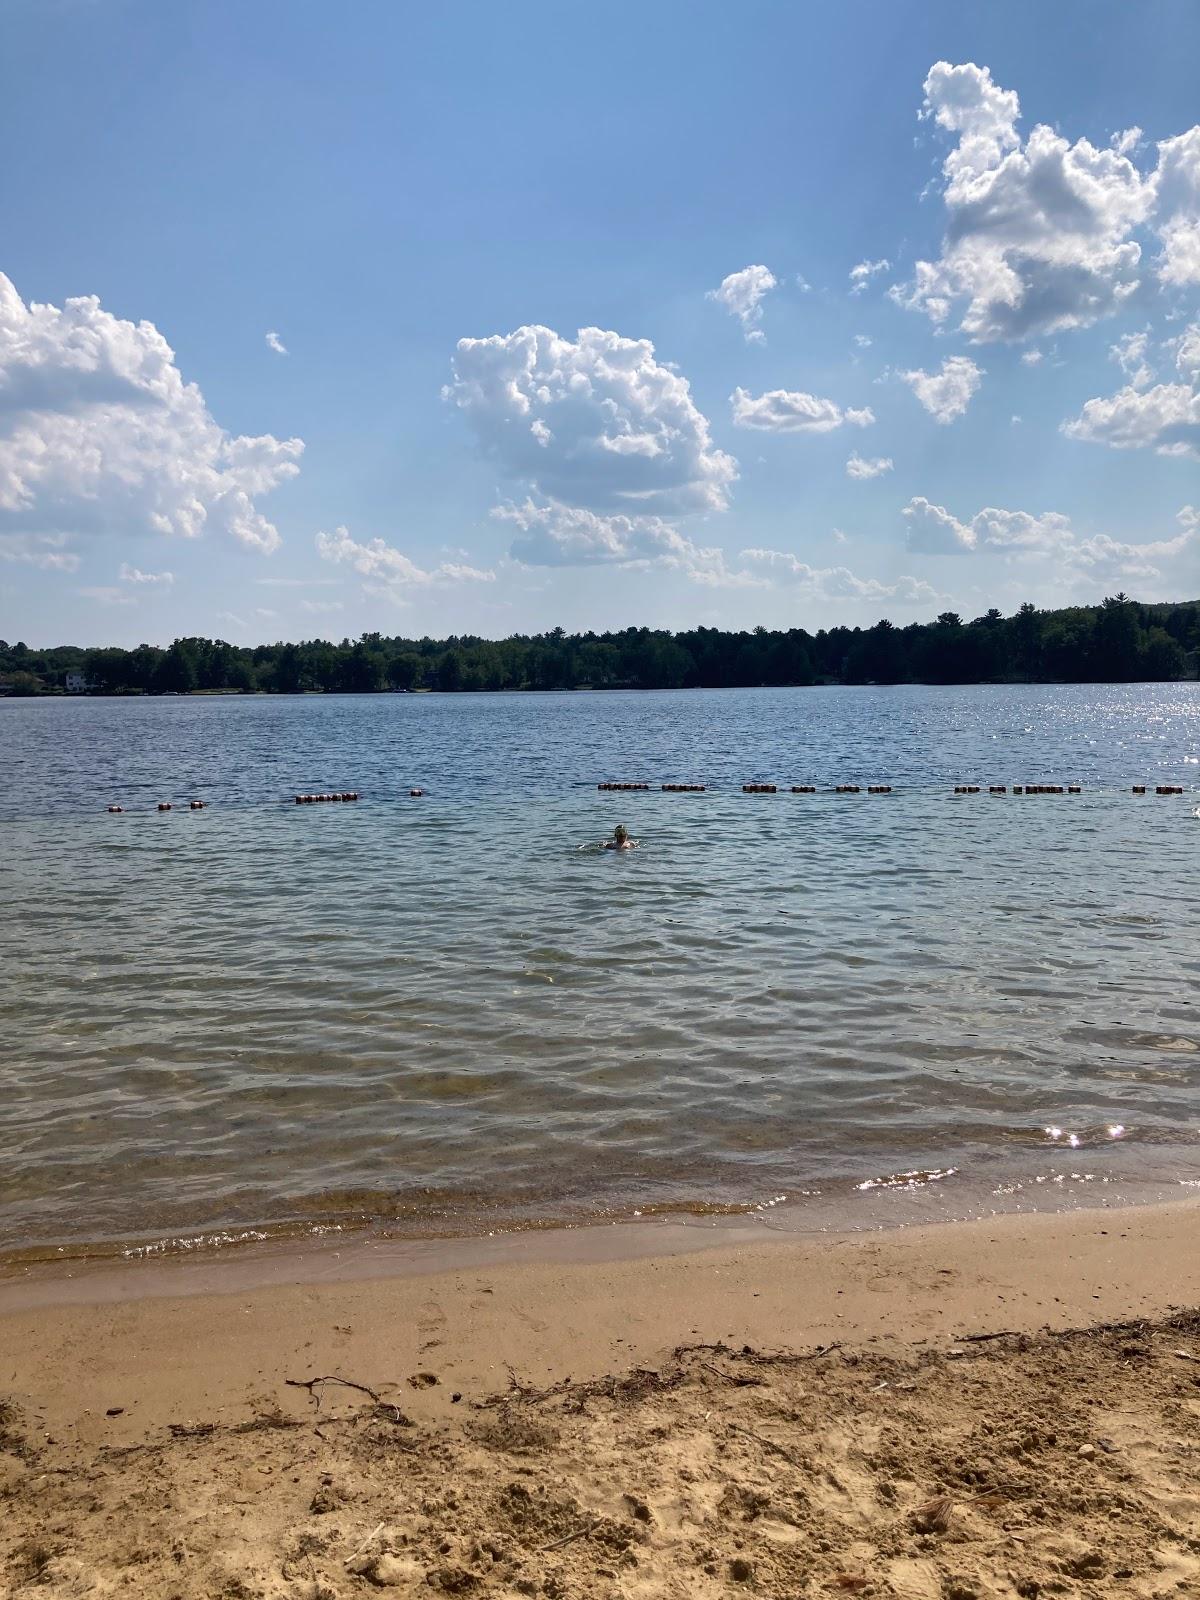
[613,824,629,844]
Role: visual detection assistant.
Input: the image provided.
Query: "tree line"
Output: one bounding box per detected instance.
[0,595,1195,697]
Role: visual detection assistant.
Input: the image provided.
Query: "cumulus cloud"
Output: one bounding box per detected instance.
[739,548,939,604]
[1063,318,1200,459]
[1153,128,1200,286]
[119,562,173,586]
[893,61,1200,340]
[846,452,894,479]
[0,274,302,567]
[849,259,890,294]
[1020,349,1043,366]
[1062,380,1200,459]
[492,499,756,587]
[265,330,288,356]
[899,355,983,422]
[853,333,873,349]
[447,325,736,517]
[0,531,80,571]
[731,386,874,433]
[316,526,494,600]
[1110,330,1153,387]
[902,495,1197,580]
[707,264,777,341]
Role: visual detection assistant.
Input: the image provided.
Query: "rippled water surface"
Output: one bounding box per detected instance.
[2,684,1200,1260]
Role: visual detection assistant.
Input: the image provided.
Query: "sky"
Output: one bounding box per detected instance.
[1,0,1199,649]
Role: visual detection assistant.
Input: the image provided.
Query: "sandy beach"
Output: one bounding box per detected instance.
[2,1199,1199,1597]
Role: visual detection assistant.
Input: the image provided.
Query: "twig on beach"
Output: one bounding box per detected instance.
[800,1342,844,1360]
[959,1331,1021,1344]
[540,1520,599,1552]
[700,1360,764,1387]
[285,1374,382,1409]
[344,1522,385,1565]
[727,1423,804,1467]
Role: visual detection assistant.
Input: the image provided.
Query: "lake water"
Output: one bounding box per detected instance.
[2,684,1200,1265]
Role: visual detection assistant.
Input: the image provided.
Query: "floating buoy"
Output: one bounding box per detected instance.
[106,805,123,813]
[409,788,424,797]
[954,785,980,794]
[835,785,861,794]
[1157,785,1184,795]
[989,786,1006,794]
[791,785,816,794]
[157,802,172,811]
[868,785,892,794]
[1132,785,1146,794]
[1013,785,1024,794]
[1068,786,1081,794]
[742,783,777,793]
[189,800,206,810]
[661,783,705,792]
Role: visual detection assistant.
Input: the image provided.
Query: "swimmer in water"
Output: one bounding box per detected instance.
[604,823,635,851]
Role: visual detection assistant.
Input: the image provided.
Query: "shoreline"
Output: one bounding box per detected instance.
[3,1195,1196,1424]
[2,1160,1195,1305]
[2,1199,1198,1597]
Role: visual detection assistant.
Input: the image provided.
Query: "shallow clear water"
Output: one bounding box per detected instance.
[2,684,1199,1260]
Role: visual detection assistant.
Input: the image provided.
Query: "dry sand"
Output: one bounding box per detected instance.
[1,1200,1199,1599]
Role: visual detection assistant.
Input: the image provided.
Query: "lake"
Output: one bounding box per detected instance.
[2,683,1199,1264]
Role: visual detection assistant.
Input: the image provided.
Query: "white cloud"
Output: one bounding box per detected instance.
[1153,128,1200,285]
[731,386,874,433]
[1171,320,1200,383]
[79,585,135,606]
[853,333,873,349]
[492,499,753,587]
[849,258,890,294]
[902,495,1197,580]
[265,330,288,356]
[1062,380,1200,460]
[0,274,303,557]
[1110,330,1153,387]
[846,452,894,479]
[893,61,1200,340]
[899,355,983,422]
[299,599,345,615]
[254,607,277,619]
[707,264,777,342]
[217,610,248,629]
[739,548,938,604]
[316,526,495,600]
[447,325,736,518]
[1064,318,1200,459]
[1020,349,1043,366]
[0,531,80,571]
[119,562,173,586]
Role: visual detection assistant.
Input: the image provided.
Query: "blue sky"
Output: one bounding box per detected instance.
[2,0,1198,647]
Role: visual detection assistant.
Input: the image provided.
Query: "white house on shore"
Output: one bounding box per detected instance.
[64,672,92,693]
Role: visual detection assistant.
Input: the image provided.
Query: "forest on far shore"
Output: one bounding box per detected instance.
[1,594,1196,697]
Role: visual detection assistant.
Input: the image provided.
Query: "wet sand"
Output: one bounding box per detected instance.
[2,1200,1199,1597]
